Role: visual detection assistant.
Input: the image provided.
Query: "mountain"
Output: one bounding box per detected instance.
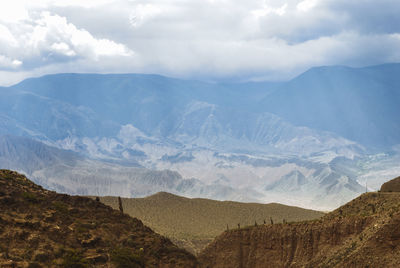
[0,135,80,174]
[0,134,370,210]
[5,64,400,150]
[0,63,399,210]
[0,170,197,267]
[1,73,360,155]
[199,175,400,268]
[0,135,256,202]
[262,64,400,148]
[265,170,308,191]
[95,192,324,254]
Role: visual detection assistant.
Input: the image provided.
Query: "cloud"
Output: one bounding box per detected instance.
[30,12,133,58]
[0,55,22,69]
[0,0,399,85]
[252,3,288,18]
[129,4,164,28]
[297,0,318,12]
[0,9,133,72]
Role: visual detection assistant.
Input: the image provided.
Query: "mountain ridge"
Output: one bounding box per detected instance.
[199,176,400,267]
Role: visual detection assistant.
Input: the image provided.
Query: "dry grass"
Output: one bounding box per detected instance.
[96,192,324,254]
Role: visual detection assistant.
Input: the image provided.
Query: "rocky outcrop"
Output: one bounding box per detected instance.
[199,191,400,268]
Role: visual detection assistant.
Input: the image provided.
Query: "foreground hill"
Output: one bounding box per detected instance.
[199,177,400,267]
[0,170,197,267]
[96,193,324,254]
[380,176,400,192]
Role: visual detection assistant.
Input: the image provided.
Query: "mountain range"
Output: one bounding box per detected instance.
[1,63,399,210]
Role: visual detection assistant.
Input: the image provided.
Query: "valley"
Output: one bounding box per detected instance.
[96,192,324,254]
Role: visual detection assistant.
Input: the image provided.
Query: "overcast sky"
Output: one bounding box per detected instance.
[0,0,399,85]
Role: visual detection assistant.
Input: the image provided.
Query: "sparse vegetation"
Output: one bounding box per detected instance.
[0,170,197,267]
[110,247,144,268]
[96,192,324,254]
[22,191,43,203]
[200,185,400,268]
[118,196,124,213]
[53,201,69,214]
[61,249,89,268]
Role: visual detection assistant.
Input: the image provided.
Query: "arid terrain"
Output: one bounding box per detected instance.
[0,170,197,267]
[96,193,324,254]
[2,169,400,267]
[199,176,400,267]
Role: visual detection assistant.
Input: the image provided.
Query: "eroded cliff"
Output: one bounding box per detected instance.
[199,191,400,268]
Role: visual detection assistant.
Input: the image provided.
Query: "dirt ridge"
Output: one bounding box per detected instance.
[199,190,400,267]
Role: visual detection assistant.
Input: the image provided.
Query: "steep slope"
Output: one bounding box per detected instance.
[95,192,324,254]
[380,176,400,192]
[0,170,197,267]
[199,177,400,267]
[0,88,115,140]
[262,64,400,148]
[0,135,79,174]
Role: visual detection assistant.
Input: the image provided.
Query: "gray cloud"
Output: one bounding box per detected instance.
[0,0,399,85]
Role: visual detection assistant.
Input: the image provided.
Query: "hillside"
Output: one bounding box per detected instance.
[96,192,324,254]
[380,176,400,192]
[0,170,197,267]
[198,177,400,267]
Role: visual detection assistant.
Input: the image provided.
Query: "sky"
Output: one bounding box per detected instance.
[0,0,399,85]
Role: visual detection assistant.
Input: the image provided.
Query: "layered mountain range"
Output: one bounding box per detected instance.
[1,63,399,210]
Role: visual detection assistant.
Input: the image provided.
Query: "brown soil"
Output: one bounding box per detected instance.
[380,176,400,192]
[199,191,400,267]
[0,170,198,267]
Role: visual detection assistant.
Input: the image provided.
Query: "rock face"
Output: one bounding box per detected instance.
[0,170,198,267]
[380,176,400,192]
[199,190,400,268]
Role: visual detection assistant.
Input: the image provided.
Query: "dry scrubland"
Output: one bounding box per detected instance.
[2,169,400,267]
[0,170,197,267]
[97,192,324,254]
[199,177,400,267]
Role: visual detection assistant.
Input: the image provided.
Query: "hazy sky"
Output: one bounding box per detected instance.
[0,0,399,85]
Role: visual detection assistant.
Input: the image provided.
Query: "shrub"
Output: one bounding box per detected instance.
[22,192,43,203]
[53,201,69,214]
[61,249,89,268]
[110,247,144,268]
[27,262,42,268]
